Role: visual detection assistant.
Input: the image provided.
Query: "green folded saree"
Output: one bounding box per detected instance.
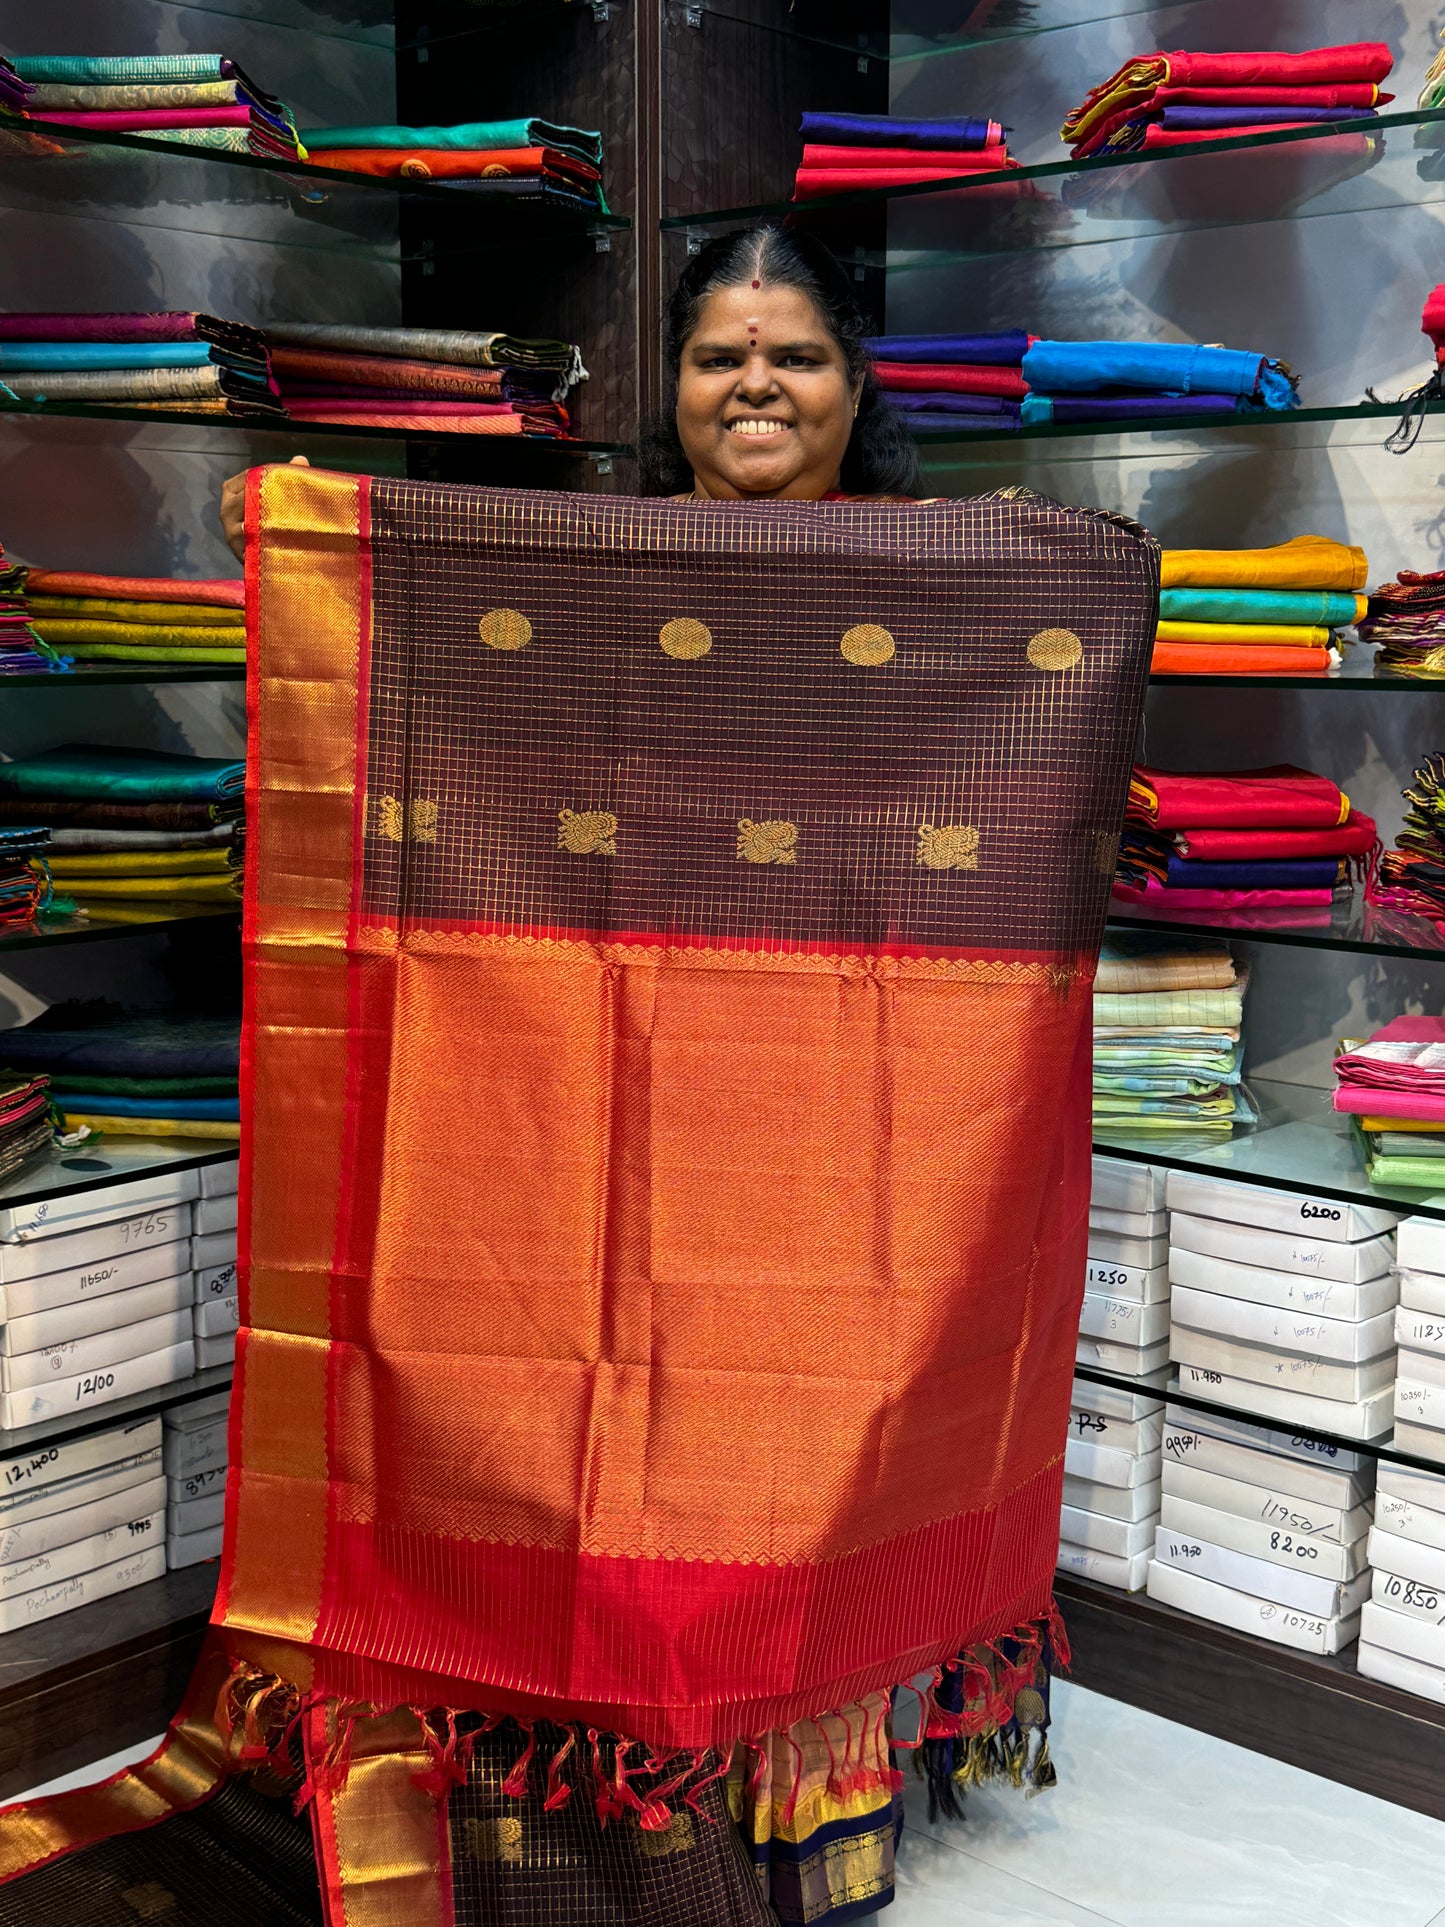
[1157,588,1365,627]
[1093,986,1245,1029]
[0,745,244,803]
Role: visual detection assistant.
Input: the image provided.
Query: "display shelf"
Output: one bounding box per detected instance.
[1092,1076,1445,1223]
[0,907,239,953]
[1107,894,1445,963]
[0,1562,217,1805]
[1148,652,1435,692]
[910,400,1443,450]
[1056,1573,1445,1826]
[0,399,629,456]
[2,664,246,687]
[0,1136,237,1214]
[0,1365,232,1464]
[664,106,1445,235]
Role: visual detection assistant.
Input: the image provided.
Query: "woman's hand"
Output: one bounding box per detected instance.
[220,453,309,561]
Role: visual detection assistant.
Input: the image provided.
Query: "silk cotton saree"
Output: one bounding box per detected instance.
[0,469,1156,1921]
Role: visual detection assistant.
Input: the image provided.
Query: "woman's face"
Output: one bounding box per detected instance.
[675,281,861,501]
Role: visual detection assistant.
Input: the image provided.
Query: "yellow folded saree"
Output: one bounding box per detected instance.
[1155,619,1331,648]
[1160,536,1368,592]
[44,848,235,876]
[26,595,243,627]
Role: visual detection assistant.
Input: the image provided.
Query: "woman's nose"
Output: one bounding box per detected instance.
[736,355,779,403]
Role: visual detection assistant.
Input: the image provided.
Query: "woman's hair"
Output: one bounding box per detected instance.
[637,225,923,499]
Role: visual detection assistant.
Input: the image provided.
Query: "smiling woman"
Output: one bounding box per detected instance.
[640,226,922,500]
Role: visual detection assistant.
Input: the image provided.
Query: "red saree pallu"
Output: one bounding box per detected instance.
[0,471,1156,1914]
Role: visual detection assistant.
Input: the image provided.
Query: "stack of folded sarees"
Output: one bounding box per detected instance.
[0,54,32,119]
[1092,934,1252,1136]
[22,569,244,666]
[1368,753,1445,930]
[0,538,65,673]
[1020,338,1299,428]
[299,115,605,209]
[0,746,244,926]
[0,1071,53,1182]
[1334,1019,1445,1194]
[7,53,305,161]
[0,312,284,420]
[1115,762,1372,929]
[261,321,583,434]
[1061,43,1393,158]
[792,110,1011,200]
[1154,534,1368,674]
[0,827,51,931]
[1359,567,1445,677]
[0,1004,240,1143]
[864,330,1029,433]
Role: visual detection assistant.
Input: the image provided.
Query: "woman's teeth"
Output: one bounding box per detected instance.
[728,419,789,436]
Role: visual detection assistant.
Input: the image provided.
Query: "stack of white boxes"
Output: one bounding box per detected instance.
[163,1388,230,1569]
[1391,1217,1445,1464]
[1077,1157,1171,1379]
[0,1170,202,1428]
[1167,1173,1399,1441]
[1150,1405,1373,1654]
[192,1164,239,1373]
[1359,1456,1445,1700]
[0,1415,165,1629]
[1057,1379,1163,1592]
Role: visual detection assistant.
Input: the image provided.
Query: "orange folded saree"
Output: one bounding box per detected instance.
[0,469,1157,1919]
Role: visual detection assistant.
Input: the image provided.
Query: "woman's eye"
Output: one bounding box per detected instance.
[701,355,739,369]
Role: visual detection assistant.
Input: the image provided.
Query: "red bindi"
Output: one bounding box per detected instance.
[751,280,760,289]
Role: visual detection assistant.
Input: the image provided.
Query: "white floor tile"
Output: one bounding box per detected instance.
[892,1824,1117,1924]
[6,1734,164,1806]
[903,1681,1445,1927]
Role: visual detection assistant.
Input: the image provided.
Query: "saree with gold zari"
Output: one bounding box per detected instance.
[0,469,1156,1924]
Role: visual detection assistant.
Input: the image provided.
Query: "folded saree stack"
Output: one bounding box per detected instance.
[1155,534,1368,674]
[866,330,1028,433]
[1093,935,1251,1136]
[0,537,66,673]
[261,321,583,434]
[0,54,32,118]
[1020,337,1299,427]
[1335,1018,1445,1193]
[0,827,52,931]
[0,745,244,928]
[792,110,1012,199]
[1061,43,1393,158]
[1367,752,1445,932]
[0,1071,51,1184]
[6,53,305,161]
[1116,761,1371,927]
[0,312,285,419]
[22,568,244,665]
[299,115,605,208]
[1359,566,1445,676]
[0,1003,240,1143]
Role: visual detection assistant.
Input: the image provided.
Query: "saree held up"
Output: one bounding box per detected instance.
[0,472,1156,1916]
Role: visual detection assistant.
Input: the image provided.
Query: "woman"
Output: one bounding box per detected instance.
[220,229,1052,1924]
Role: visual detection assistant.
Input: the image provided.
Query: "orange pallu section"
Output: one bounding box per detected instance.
[216,465,1157,1752]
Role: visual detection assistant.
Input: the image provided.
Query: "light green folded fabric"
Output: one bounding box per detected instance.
[1093,987,1245,1029]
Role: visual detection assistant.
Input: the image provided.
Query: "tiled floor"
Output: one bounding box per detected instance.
[892,1680,1445,1926]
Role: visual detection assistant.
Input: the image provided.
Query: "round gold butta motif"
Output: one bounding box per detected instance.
[399,157,432,178]
[840,623,896,666]
[659,617,712,659]
[478,607,533,651]
[1027,627,1083,671]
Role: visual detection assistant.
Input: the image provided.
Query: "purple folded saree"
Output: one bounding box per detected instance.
[1159,103,1379,129]
[33,105,254,131]
[866,331,1029,365]
[1022,394,1244,424]
[0,313,268,364]
[800,111,1002,149]
[886,392,1019,416]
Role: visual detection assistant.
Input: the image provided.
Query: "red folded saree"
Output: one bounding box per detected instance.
[793,154,1011,196]
[268,344,507,397]
[0,471,1159,1915]
[1150,642,1334,675]
[874,362,1028,398]
[802,143,1010,169]
[23,569,243,608]
[315,145,600,184]
[1174,810,1377,861]
[1128,763,1348,829]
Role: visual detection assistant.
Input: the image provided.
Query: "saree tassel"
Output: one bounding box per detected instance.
[410,1709,467,1800]
[779,1733,807,1828]
[682,1746,729,1823]
[1378,367,1444,455]
[500,1721,538,1800]
[542,1731,577,1812]
[1029,1732,1057,1796]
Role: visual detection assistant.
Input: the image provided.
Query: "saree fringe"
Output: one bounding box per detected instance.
[213,1602,1068,1834]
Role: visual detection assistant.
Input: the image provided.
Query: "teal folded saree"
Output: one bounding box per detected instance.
[302,118,603,165]
[1158,588,1362,627]
[0,744,244,803]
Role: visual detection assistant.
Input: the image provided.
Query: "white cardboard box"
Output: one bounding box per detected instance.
[1085,1259,1171,1307]
[1159,1494,1369,1582]
[1368,1525,1445,1594]
[190,1231,236,1272]
[1173,1365,1395,1441]
[0,1474,167,1567]
[1152,1526,1372,1619]
[1078,1293,1172,1348]
[1160,1423,1370,1509]
[1172,1328,1394,1403]
[168,1464,225,1506]
[1374,1492,1445,1554]
[1167,1246,1396,1323]
[1161,1460,1371,1543]
[1163,1401,1371,1475]
[1396,1220,1445,1276]
[162,1418,227,1481]
[0,1541,165,1632]
[0,1341,192,1430]
[1399,1270,1445,1318]
[167,1522,223,1567]
[1091,1159,1166,1215]
[1076,1335,1170,1377]
[1,1310,192,1393]
[0,1172,198,1245]
[194,1333,235,1371]
[0,1509,163,1601]
[1059,1504,1157,1559]
[1392,1419,1445,1466]
[1072,1379,1164,1424]
[0,1275,191,1357]
[1065,1436,1157,1489]
[164,1388,230,1430]
[1377,1461,1445,1516]
[1357,1641,1445,1703]
[192,1194,238,1237]
[1172,1288,1395,1363]
[1090,1206,1168,1240]
[1088,1229,1169,1271]
[193,1296,239,1340]
[0,1448,161,1533]
[1360,1597,1445,1671]
[193,1261,238,1306]
[1169,1214,1394,1284]
[0,1232,190,1312]
[1396,1307,1445,1356]
[1370,1567,1445,1624]
[0,1416,161,1505]
[1063,1474,1162,1523]
[1164,1172,1397,1242]
[1069,1407,1163,1458]
[1146,1559,1361,1654]
[166,1492,224,1535]
[1057,1540,1151,1591]
[198,1162,238,1200]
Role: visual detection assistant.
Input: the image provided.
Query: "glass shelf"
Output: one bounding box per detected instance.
[1107,895,1445,964]
[1,118,628,253]
[0,1364,232,1462]
[0,400,629,456]
[1,664,246,687]
[0,1135,236,1214]
[910,400,1440,451]
[1073,1356,1445,1476]
[0,906,239,953]
[1148,651,1438,692]
[1093,1076,1445,1223]
[666,108,1445,259]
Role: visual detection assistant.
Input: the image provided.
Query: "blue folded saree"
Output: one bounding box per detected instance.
[13,54,229,83]
[1164,856,1341,890]
[0,344,217,371]
[799,111,998,149]
[866,332,1029,366]
[898,407,1020,432]
[0,1010,240,1078]
[0,745,245,803]
[1159,588,1361,626]
[1022,393,1243,424]
[51,1093,240,1121]
[1022,340,1298,409]
[886,392,1019,415]
[1161,105,1379,130]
